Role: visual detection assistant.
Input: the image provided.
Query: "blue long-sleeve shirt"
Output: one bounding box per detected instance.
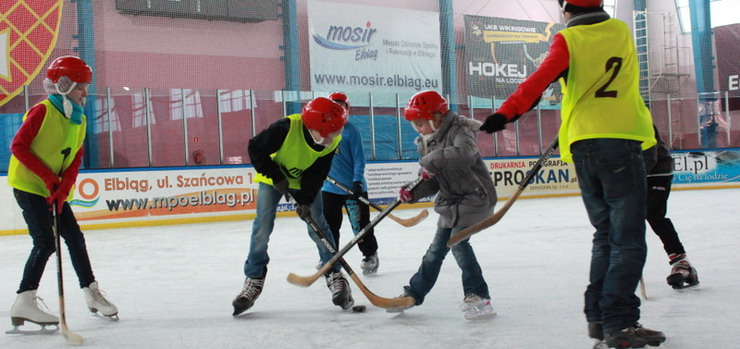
[322,121,367,195]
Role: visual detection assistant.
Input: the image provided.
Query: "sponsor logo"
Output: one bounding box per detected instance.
[0,0,64,107]
[313,21,377,50]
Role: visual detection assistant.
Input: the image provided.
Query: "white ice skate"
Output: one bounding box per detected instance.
[83,281,119,319]
[361,253,379,275]
[460,294,496,320]
[6,290,60,335]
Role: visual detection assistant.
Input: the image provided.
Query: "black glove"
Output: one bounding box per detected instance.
[273,178,289,195]
[351,181,363,200]
[296,203,312,222]
[479,113,510,133]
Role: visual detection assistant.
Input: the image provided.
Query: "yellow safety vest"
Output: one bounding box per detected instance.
[558,18,655,162]
[254,114,341,189]
[8,99,86,197]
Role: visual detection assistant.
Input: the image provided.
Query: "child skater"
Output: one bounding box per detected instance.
[389,90,497,320]
[7,56,118,334]
[232,97,353,316]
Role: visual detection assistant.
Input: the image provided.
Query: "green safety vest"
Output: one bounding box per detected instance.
[558,18,655,162]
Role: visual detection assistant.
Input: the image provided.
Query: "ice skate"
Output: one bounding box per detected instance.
[83,281,119,319]
[325,270,354,309]
[6,290,60,335]
[459,294,495,320]
[232,276,265,316]
[604,323,665,349]
[386,292,415,313]
[361,253,379,275]
[666,255,699,290]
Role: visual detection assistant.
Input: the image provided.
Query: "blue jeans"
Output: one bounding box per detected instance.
[572,139,647,332]
[243,183,340,278]
[403,226,489,305]
[14,189,95,292]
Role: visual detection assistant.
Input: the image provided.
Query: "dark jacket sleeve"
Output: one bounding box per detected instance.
[248,118,290,183]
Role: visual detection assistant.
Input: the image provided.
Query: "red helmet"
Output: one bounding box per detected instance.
[559,0,603,9]
[404,90,449,121]
[328,92,350,109]
[46,56,92,84]
[302,97,347,137]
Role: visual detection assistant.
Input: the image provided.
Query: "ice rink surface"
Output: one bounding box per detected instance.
[1,188,738,348]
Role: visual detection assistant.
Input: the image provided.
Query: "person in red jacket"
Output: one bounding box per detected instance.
[7,56,118,334]
[479,1,665,347]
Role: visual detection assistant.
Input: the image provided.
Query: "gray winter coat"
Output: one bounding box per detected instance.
[408,112,497,228]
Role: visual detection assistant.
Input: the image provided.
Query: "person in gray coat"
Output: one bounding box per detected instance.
[388,90,496,320]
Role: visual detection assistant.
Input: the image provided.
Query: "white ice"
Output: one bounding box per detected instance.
[1,188,738,348]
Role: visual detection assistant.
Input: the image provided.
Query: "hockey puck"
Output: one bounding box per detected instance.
[352,305,367,313]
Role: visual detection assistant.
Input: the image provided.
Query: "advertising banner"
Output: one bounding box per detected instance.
[671,149,740,185]
[307,1,442,106]
[464,15,564,109]
[2,150,738,234]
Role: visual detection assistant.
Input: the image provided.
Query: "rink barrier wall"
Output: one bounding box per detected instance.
[1,148,738,236]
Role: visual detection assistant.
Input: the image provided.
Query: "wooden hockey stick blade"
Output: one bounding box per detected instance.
[447,136,559,248]
[347,273,415,309]
[287,262,333,287]
[62,324,83,345]
[387,209,429,227]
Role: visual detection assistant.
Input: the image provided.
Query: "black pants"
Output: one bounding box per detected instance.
[322,191,377,258]
[646,175,685,257]
[14,189,95,293]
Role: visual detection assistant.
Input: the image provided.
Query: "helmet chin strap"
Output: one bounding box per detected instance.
[54,81,78,119]
[309,130,330,148]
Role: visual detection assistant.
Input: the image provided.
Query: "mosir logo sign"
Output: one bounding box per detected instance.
[312,21,378,50]
[0,0,64,107]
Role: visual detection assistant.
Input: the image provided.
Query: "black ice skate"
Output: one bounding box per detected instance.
[666,257,699,290]
[604,323,666,349]
[232,277,265,316]
[325,270,354,309]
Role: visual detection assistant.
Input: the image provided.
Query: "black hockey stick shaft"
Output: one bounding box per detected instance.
[287,192,414,308]
[325,176,428,227]
[288,176,425,287]
[447,136,559,247]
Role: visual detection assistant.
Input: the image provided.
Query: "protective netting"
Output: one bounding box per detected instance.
[0,0,738,171]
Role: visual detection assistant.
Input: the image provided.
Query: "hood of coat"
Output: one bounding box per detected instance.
[414,112,482,146]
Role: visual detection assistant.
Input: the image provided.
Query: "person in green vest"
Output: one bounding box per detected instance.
[7,56,118,334]
[232,97,352,316]
[478,1,665,347]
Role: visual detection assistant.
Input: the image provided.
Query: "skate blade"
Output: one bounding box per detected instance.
[464,310,497,320]
[6,324,60,335]
[673,282,700,292]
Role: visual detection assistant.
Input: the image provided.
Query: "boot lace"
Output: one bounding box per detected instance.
[239,278,264,299]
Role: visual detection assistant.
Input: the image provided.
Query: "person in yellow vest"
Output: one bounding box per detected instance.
[7,56,118,334]
[478,1,665,348]
[232,97,351,316]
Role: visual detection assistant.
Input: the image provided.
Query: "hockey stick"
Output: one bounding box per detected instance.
[639,276,648,300]
[287,176,425,289]
[286,193,415,309]
[325,176,429,227]
[52,202,84,345]
[447,136,560,247]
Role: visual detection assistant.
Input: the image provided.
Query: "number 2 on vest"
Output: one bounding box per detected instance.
[595,57,622,98]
